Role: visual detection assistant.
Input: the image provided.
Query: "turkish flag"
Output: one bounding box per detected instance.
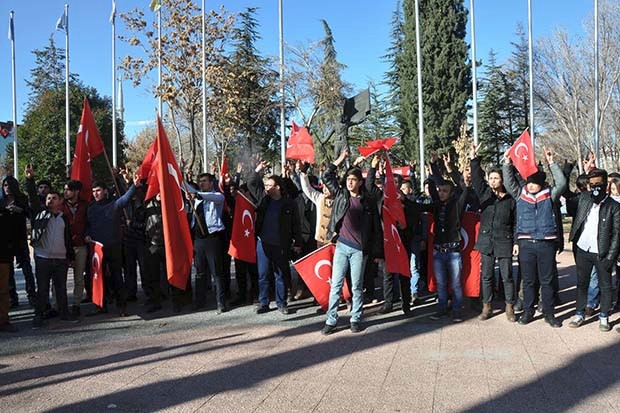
[145,117,194,290]
[358,137,398,157]
[293,243,351,311]
[91,241,105,308]
[71,98,105,201]
[285,120,315,164]
[427,211,481,297]
[137,139,157,181]
[228,192,257,264]
[508,129,538,179]
[382,206,410,277]
[383,155,406,226]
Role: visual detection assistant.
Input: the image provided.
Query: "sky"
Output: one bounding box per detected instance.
[0,0,596,157]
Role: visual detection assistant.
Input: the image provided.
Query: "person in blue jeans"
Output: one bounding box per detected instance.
[427,178,470,323]
[320,150,383,335]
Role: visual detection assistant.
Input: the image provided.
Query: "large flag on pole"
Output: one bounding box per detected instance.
[228,192,257,263]
[508,129,538,179]
[55,8,67,33]
[71,98,105,201]
[8,11,14,40]
[144,117,193,290]
[150,0,162,12]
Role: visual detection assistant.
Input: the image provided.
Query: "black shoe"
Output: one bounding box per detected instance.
[32,315,44,329]
[321,324,336,336]
[47,308,59,318]
[278,306,290,315]
[28,296,37,307]
[255,305,270,314]
[518,311,534,325]
[513,299,523,312]
[402,304,412,316]
[0,322,18,333]
[544,314,561,328]
[86,307,108,317]
[81,296,92,304]
[378,303,393,314]
[60,314,80,323]
[10,300,19,309]
[71,305,81,316]
[350,322,363,333]
[430,310,449,320]
[216,305,229,315]
[146,303,163,313]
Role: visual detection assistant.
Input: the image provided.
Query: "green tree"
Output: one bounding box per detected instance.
[478,50,514,164]
[220,7,280,165]
[7,38,123,190]
[401,0,471,157]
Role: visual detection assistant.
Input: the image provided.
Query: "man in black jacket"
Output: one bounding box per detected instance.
[470,145,516,322]
[247,161,302,315]
[320,150,383,335]
[568,168,620,332]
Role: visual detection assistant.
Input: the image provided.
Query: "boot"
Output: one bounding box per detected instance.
[478,302,492,320]
[505,303,516,322]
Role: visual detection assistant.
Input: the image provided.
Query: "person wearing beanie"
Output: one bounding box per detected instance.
[503,147,567,328]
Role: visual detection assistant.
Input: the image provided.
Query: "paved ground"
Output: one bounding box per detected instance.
[2,246,620,413]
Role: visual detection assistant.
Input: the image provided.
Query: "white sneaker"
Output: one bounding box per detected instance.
[599,317,611,332]
[568,315,584,328]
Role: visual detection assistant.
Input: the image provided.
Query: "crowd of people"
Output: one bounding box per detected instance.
[1,145,620,335]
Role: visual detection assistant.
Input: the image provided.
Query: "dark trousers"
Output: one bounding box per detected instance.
[256,239,290,308]
[363,260,378,299]
[481,254,514,304]
[518,239,556,315]
[102,243,127,308]
[194,235,227,308]
[235,259,258,302]
[575,247,613,315]
[144,247,164,305]
[9,241,36,302]
[123,240,146,297]
[34,257,69,317]
[383,272,411,306]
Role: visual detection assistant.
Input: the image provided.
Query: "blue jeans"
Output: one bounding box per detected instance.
[409,239,422,295]
[433,250,463,312]
[587,266,599,309]
[326,242,366,326]
[256,238,289,308]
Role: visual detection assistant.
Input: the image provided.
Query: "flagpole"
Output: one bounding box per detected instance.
[202,0,208,173]
[594,0,600,162]
[414,0,425,192]
[64,3,70,166]
[157,8,162,115]
[278,0,286,171]
[527,0,535,148]
[111,0,117,167]
[118,78,124,123]
[470,0,478,146]
[9,11,18,178]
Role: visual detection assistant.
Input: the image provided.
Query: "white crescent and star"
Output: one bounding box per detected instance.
[241,209,254,238]
[313,259,332,283]
[514,142,529,161]
[91,253,101,280]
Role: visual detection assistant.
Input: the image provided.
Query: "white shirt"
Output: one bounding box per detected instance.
[576,201,602,254]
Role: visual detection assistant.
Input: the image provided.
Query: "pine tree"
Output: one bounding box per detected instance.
[401,0,472,157]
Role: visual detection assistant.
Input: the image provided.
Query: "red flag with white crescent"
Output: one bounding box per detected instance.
[293,243,351,311]
[71,98,105,201]
[228,192,257,263]
[148,117,194,290]
[382,206,410,277]
[91,241,105,307]
[508,129,538,179]
[427,211,481,297]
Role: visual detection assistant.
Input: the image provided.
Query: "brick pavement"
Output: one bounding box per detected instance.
[1,246,620,413]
